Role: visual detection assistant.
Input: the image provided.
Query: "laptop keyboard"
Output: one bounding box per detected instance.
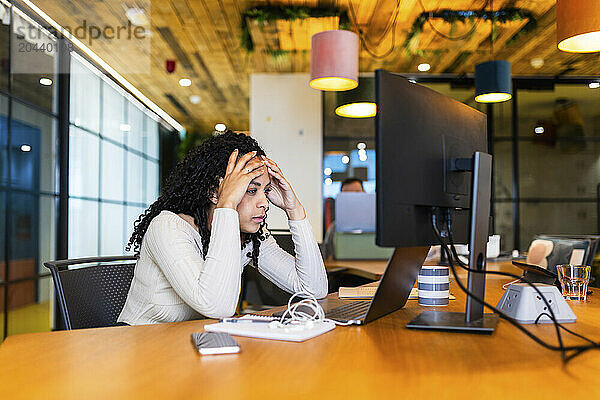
[326,301,370,321]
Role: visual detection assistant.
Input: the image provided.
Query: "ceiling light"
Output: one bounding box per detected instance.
[39,77,52,86]
[359,153,367,162]
[119,124,131,132]
[530,58,544,69]
[417,63,431,72]
[125,8,149,26]
[589,82,600,89]
[357,142,366,150]
[475,60,512,103]
[325,178,333,185]
[409,79,417,84]
[310,30,358,91]
[336,103,377,118]
[335,77,376,118]
[324,168,332,176]
[179,78,192,87]
[215,123,226,132]
[20,144,31,152]
[534,126,545,134]
[557,0,600,53]
[189,95,201,104]
[341,155,350,164]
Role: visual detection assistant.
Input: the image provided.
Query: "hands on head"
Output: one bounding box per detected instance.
[215,150,306,221]
[215,149,266,210]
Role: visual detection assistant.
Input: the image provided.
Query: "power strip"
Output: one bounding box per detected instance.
[496,283,576,324]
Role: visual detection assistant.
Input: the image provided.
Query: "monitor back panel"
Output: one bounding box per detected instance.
[375,70,487,247]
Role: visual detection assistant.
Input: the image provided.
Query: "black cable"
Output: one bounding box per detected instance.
[348,0,400,59]
[433,212,564,353]
[363,0,401,48]
[442,215,600,362]
[431,211,599,363]
[418,0,490,42]
[442,208,565,351]
[445,209,466,268]
[534,313,597,346]
[444,221,599,356]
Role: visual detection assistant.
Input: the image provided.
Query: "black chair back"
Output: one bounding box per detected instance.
[44,256,137,330]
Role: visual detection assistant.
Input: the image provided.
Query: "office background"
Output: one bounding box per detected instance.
[323,76,600,252]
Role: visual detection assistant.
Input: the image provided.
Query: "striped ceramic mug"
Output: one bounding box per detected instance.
[418,266,449,306]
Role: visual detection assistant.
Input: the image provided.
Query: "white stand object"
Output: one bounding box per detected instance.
[496,283,576,324]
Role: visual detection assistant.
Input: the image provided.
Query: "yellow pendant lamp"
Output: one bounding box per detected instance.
[557,0,600,53]
[335,77,376,118]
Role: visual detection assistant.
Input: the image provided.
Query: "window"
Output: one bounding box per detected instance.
[68,54,161,259]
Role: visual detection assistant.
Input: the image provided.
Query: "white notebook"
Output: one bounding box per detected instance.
[204,320,336,342]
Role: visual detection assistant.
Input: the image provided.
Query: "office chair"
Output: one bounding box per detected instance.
[44,256,137,330]
[526,235,598,274]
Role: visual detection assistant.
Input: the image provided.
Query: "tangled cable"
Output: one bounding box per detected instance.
[432,208,599,363]
[273,292,354,329]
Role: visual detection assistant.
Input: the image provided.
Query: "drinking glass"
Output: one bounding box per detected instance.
[556,265,591,301]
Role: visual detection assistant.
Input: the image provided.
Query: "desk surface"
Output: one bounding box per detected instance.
[1,261,600,399]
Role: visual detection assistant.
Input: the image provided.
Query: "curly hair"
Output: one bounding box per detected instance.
[126,131,268,266]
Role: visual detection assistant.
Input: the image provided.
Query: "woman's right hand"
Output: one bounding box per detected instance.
[216,149,265,210]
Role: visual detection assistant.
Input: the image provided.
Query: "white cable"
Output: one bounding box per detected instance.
[275,291,355,327]
[502,278,522,290]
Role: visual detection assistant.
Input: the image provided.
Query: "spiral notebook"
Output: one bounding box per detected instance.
[205,317,335,342]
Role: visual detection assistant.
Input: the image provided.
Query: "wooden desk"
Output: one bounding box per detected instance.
[1,262,600,399]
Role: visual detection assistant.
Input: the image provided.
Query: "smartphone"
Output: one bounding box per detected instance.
[191,332,240,355]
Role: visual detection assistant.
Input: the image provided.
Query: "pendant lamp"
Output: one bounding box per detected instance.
[557,0,600,53]
[475,60,512,103]
[335,77,376,118]
[310,30,359,91]
[475,0,512,103]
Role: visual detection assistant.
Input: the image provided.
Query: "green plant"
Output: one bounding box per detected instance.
[240,6,351,53]
[403,8,537,56]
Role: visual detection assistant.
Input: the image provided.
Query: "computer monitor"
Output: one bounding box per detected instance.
[375,69,498,332]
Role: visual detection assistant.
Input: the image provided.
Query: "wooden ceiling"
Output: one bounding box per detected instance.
[31,1,600,133]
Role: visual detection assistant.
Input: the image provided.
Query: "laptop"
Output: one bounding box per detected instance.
[275,247,426,325]
[335,192,376,233]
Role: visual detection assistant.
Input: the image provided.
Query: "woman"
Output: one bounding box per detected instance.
[118,131,328,325]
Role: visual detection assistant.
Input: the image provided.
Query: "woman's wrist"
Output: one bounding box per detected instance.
[286,204,306,221]
[216,198,237,210]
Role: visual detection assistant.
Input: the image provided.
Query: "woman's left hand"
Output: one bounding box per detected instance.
[262,156,306,221]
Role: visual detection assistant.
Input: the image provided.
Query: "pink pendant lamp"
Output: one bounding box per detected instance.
[310,30,359,91]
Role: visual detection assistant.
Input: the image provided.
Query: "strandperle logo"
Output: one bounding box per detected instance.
[10,4,152,74]
[15,20,148,47]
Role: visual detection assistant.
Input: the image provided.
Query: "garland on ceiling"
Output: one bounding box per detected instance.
[403,8,537,56]
[240,6,351,53]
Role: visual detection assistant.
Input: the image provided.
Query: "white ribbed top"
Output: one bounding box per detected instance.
[118,209,328,325]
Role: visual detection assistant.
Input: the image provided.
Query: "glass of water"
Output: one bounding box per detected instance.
[556,265,591,301]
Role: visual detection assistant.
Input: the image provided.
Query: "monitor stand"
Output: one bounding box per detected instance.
[406,152,499,334]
